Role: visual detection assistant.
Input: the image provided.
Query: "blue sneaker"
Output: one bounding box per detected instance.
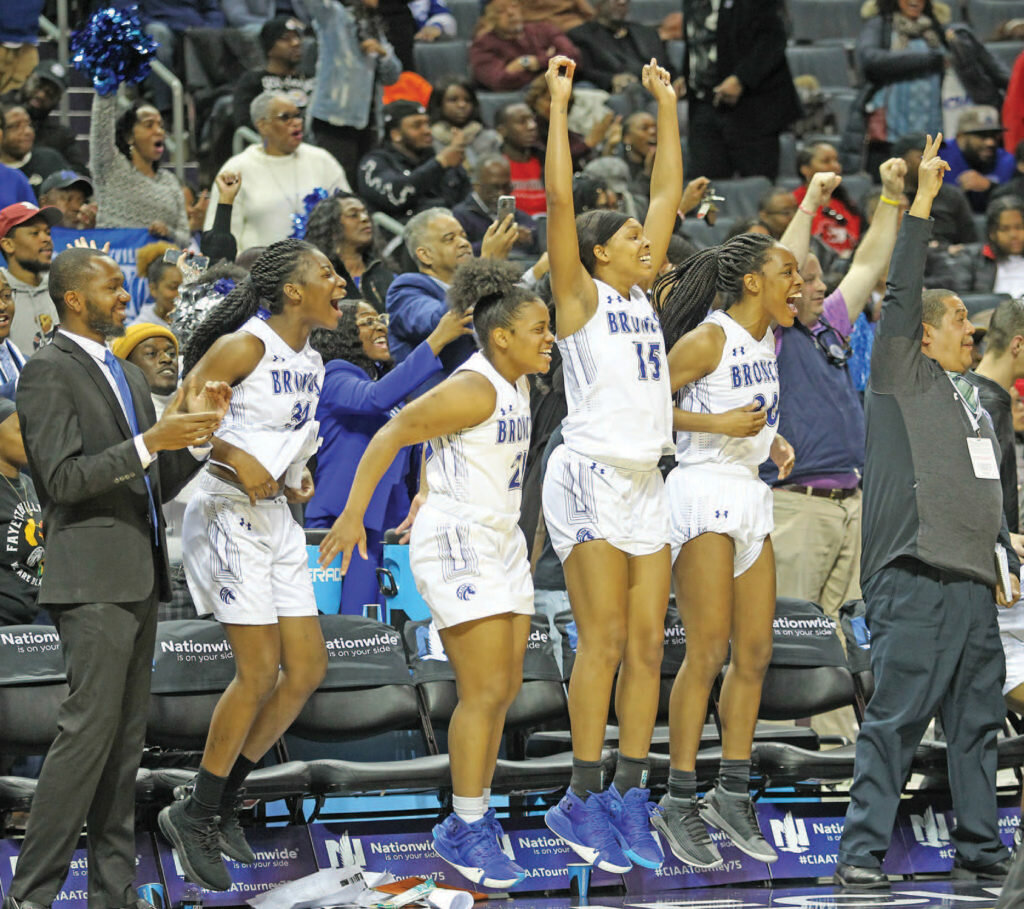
[433,811,527,888]
[605,784,664,869]
[545,789,633,873]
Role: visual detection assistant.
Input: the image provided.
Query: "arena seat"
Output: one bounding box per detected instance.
[985,41,1024,70]
[713,176,773,217]
[477,91,525,127]
[412,41,470,88]
[447,0,481,37]
[665,39,686,74]
[967,0,1024,40]
[788,0,864,46]
[785,45,857,91]
[629,0,679,26]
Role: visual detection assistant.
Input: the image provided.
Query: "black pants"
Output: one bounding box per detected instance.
[838,558,1008,870]
[313,119,377,191]
[687,98,782,181]
[11,597,158,908]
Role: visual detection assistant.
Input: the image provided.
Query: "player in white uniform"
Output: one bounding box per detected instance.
[319,260,553,890]
[647,233,802,868]
[157,239,346,892]
[540,56,680,874]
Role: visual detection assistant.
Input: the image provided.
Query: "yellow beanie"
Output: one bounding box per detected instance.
[110,323,179,361]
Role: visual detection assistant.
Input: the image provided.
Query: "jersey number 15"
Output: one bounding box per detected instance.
[634,341,662,381]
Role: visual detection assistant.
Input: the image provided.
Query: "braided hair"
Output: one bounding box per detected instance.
[309,301,387,380]
[449,258,539,354]
[183,238,316,372]
[653,233,776,351]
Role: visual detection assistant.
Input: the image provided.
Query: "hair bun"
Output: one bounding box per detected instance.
[448,258,521,316]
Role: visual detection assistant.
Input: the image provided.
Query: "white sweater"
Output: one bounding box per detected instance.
[205,143,351,251]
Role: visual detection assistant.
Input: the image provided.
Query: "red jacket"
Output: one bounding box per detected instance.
[469,23,580,91]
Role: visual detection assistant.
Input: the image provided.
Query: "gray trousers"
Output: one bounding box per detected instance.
[11,598,158,909]
[838,558,1009,870]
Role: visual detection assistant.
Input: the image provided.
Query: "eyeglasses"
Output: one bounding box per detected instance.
[813,317,850,367]
[269,111,303,123]
[356,314,389,328]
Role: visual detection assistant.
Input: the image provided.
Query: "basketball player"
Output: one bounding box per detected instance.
[648,233,802,867]
[318,259,553,888]
[156,239,346,891]
[539,55,680,873]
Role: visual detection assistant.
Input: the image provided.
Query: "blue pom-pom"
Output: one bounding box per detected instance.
[72,6,158,96]
[290,187,330,238]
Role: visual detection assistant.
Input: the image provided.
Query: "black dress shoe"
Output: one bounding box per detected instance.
[952,856,1012,880]
[833,862,891,890]
[2,895,51,909]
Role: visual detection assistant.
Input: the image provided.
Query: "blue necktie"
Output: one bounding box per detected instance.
[0,343,17,385]
[104,350,160,547]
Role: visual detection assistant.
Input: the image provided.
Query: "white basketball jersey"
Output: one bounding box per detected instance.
[424,352,531,530]
[214,315,324,478]
[676,310,780,469]
[559,279,673,471]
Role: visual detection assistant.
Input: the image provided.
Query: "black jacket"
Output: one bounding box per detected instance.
[17,332,202,605]
[567,20,671,92]
[357,143,471,221]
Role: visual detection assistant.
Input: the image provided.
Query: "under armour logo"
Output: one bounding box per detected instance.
[732,346,745,357]
[239,517,252,530]
[272,355,286,362]
[714,509,729,519]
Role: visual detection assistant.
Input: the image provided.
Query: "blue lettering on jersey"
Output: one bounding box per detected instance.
[271,369,322,396]
[606,311,660,335]
[730,360,777,388]
[495,415,531,444]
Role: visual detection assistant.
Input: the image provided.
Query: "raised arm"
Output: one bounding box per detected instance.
[317,370,496,569]
[89,91,121,182]
[641,58,682,281]
[544,55,598,336]
[837,157,906,322]
[780,171,842,268]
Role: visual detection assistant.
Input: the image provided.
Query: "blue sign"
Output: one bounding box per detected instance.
[50,227,157,314]
[307,545,343,614]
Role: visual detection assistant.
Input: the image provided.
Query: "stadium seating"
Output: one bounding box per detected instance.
[966,0,1024,40]
[785,45,857,91]
[412,41,471,89]
[788,0,864,46]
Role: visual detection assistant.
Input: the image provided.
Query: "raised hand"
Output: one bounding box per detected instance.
[916,133,949,199]
[803,171,842,212]
[878,157,907,200]
[68,236,112,253]
[480,213,518,260]
[545,55,576,107]
[680,176,711,215]
[641,57,675,104]
[215,171,242,205]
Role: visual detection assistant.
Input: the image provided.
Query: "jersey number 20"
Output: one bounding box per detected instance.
[634,342,662,381]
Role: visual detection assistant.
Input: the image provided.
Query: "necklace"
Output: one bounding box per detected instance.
[0,471,35,515]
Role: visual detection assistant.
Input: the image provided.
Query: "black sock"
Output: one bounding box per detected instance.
[221,754,258,809]
[612,753,649,793]
[570,758,605,799]
[668,768,697,801]
[185,766,227,820]
[718,758,751,796]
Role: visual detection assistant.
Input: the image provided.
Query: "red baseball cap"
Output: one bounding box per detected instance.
[0,202,62,238]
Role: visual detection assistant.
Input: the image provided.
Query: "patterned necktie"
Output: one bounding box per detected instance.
[0,343,16,385]
[950,372,980,416]
[104,350,160,547]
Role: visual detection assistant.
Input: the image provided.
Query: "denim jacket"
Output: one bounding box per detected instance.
[295,0,402,131]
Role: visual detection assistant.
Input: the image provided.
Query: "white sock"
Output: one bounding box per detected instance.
[483,788,491,810]
[453,794,486,824]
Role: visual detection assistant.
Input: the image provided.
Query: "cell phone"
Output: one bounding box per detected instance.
[496,195,516,222]
[163,248,210,270]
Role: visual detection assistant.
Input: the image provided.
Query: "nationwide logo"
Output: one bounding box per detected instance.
[772,615,835,637]
[528,628,549,643]
[324,833,366,868]
[0,630,59,646]
[664,624,686,644]
[219,587,236,604]
[769,811,810,853]
[324,631,401,651]
[576,528,596,543]
[456,584,477,601]
[910,806,950,847]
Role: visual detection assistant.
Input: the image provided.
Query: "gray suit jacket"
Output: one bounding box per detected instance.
[16,332,202,605]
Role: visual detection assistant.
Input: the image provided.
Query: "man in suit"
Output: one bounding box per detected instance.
[681,0,800,181]
[2,246,228,909]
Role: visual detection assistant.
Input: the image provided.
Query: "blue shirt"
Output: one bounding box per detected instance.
[0,164,36,208]
[942,138,1017,213]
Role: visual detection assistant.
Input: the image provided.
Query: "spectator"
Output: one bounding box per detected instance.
[567,0,670,94]
[520,0,593,34]
[0,396,41,625]
[852,0,949,171]
[233,17,314,131]
[428,76,500,172]
[994,139,1024,201]
[584,153,644,219]
[0,201,60,354]
[301,0,401,186]
[974,196,1024,296]
[90,93,191,246]
[944,105,1017,213]
[618,111,656,199]
[358,100,472,221]
[572,172,619,214]
[0,156,33,209]
[765,164,905,734]
[386,206,516,385]
[207,91,350,250]
[305,300,471,613]
[0,0,43,96]
[496,102,546,216]
[469,0,580,92]
[37,171,95,230]
[0,104,69,197]
[525,74,618,171]
[452,154,540,257]
[1005,47,1024,155]
[7,62,87,173]
[304,193,395,313]
[894,131,977,245]
[133,246,183,329]
[757,187,798,239]
[793,142,863,258]
[183,182,209,239]
[139,0,226,114]
[410,0,456,40]
[0,270,25,398]
[681,0,800,180]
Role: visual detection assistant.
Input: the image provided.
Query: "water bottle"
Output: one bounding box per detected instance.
[180,883,203,909]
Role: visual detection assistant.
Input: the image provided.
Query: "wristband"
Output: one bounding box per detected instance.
[879,194,900,207]
[798,203,814,216]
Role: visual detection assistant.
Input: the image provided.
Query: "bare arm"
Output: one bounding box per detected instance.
[780,172,842,268]
[838,157,907,322]
[318,371,497,569]
[543,55,598,337]
[641,58,683,283]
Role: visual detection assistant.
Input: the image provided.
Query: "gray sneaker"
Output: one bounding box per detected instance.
[219,796,256,864]
[158,798,232,891]
[651,794,723,868]
[700,786,778,863]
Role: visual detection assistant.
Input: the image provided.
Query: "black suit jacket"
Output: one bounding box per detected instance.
[683,0,801,136]
[567,20,671,92]
[17,332,202,606]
